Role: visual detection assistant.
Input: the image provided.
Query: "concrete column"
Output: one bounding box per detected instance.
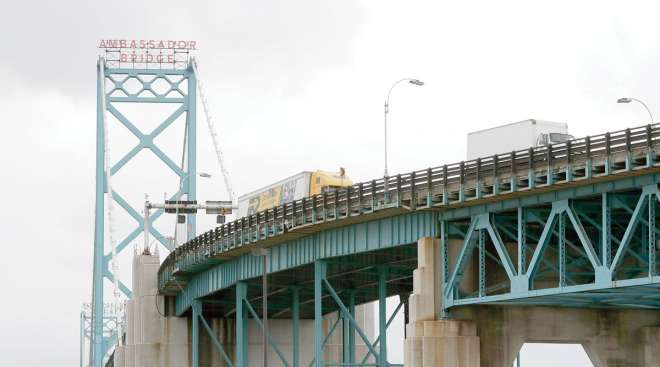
[112,250,190,367]
[405,236,481,367]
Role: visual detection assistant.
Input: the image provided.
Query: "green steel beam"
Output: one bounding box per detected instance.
[236,282,248,367]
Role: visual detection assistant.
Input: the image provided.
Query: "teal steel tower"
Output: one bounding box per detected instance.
[90,56,197,366]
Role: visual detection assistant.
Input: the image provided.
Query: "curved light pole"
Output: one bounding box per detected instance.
[383,78,424,200]
[617,97,654,123]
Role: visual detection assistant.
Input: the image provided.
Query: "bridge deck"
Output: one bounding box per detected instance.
[159,123,660,315]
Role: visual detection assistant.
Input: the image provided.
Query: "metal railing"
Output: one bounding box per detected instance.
[159,123,660,290]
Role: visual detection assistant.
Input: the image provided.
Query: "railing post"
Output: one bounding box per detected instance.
[585,136,593,179]
[605,132,611,175]
[647,124,655,167]
[475,158,482,199]
[493,154,500,195]
[566,140,573,182]
[322,192,328,221]
[459,161,465,202]
[358,183,364,214]
[426,167,433,207]
[546,144,554,185]
[311,195,317,224]
[510,151,517,192]
[396,174,402,206]
[527,148,535,189]
[371,180,377,211]
[442,165,449,205]
[625,128,632,170]
[410,171,417,209]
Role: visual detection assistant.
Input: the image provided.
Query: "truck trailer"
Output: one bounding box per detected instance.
[237,169,352,218]
[467,119,572,160]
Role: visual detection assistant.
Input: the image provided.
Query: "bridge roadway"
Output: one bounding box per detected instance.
[157,123,660,366]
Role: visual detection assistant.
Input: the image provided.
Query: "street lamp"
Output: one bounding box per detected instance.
[383,78,424,200]
[174,171,212,246]
[617,97,654,123]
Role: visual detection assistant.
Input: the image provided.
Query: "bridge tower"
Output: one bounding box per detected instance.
[88,51,198,366]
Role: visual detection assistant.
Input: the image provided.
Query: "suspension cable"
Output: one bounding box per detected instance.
[191,57,237,205]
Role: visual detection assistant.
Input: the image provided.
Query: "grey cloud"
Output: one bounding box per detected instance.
[2,0,366,96]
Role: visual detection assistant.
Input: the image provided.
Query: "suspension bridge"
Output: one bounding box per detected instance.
[84,51,660,367]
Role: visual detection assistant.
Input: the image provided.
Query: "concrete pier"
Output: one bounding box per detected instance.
[113,250,189,367]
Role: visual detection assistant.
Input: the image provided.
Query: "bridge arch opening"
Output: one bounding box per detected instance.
[514,343,593,367]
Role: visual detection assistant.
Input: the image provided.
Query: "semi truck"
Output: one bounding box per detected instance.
[237,169,352,217]
[467,119,572,160]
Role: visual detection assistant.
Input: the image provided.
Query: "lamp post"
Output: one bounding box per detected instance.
[383,78,424,200]
[174,172,211,246]
[617,97,654,123]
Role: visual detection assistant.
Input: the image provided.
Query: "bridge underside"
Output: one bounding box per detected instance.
[193,244,417,319]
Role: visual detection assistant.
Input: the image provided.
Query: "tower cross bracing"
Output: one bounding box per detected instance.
[90,58,197,367]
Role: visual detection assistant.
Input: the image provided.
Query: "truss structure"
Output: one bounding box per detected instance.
[80,303,124,367]
[442,178,660,311]
[89,57,198,366]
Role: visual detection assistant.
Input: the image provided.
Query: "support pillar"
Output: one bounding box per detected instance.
[314,261,326,367]
[378,267,388,367]
[405,237,480,367]
[236,282,248,367]
[291,287,300,367]
[192,300,200,367]
[348,291,356,364]
[342,293,354,365]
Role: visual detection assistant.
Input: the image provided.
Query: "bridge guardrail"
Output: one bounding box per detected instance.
[158,123,660,293]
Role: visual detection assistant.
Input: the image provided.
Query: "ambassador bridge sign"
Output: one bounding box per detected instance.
[99,39,197,69]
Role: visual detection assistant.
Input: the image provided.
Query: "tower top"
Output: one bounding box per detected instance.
[98,39,198,69]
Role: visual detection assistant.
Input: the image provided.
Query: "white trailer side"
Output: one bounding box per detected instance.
[237,172,312,218]
[467,119,568,160]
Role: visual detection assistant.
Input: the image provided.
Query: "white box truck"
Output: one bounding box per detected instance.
[237,169,352,218]
[467,119,572,160]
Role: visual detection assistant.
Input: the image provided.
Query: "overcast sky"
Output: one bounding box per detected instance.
[2,0,660,365]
